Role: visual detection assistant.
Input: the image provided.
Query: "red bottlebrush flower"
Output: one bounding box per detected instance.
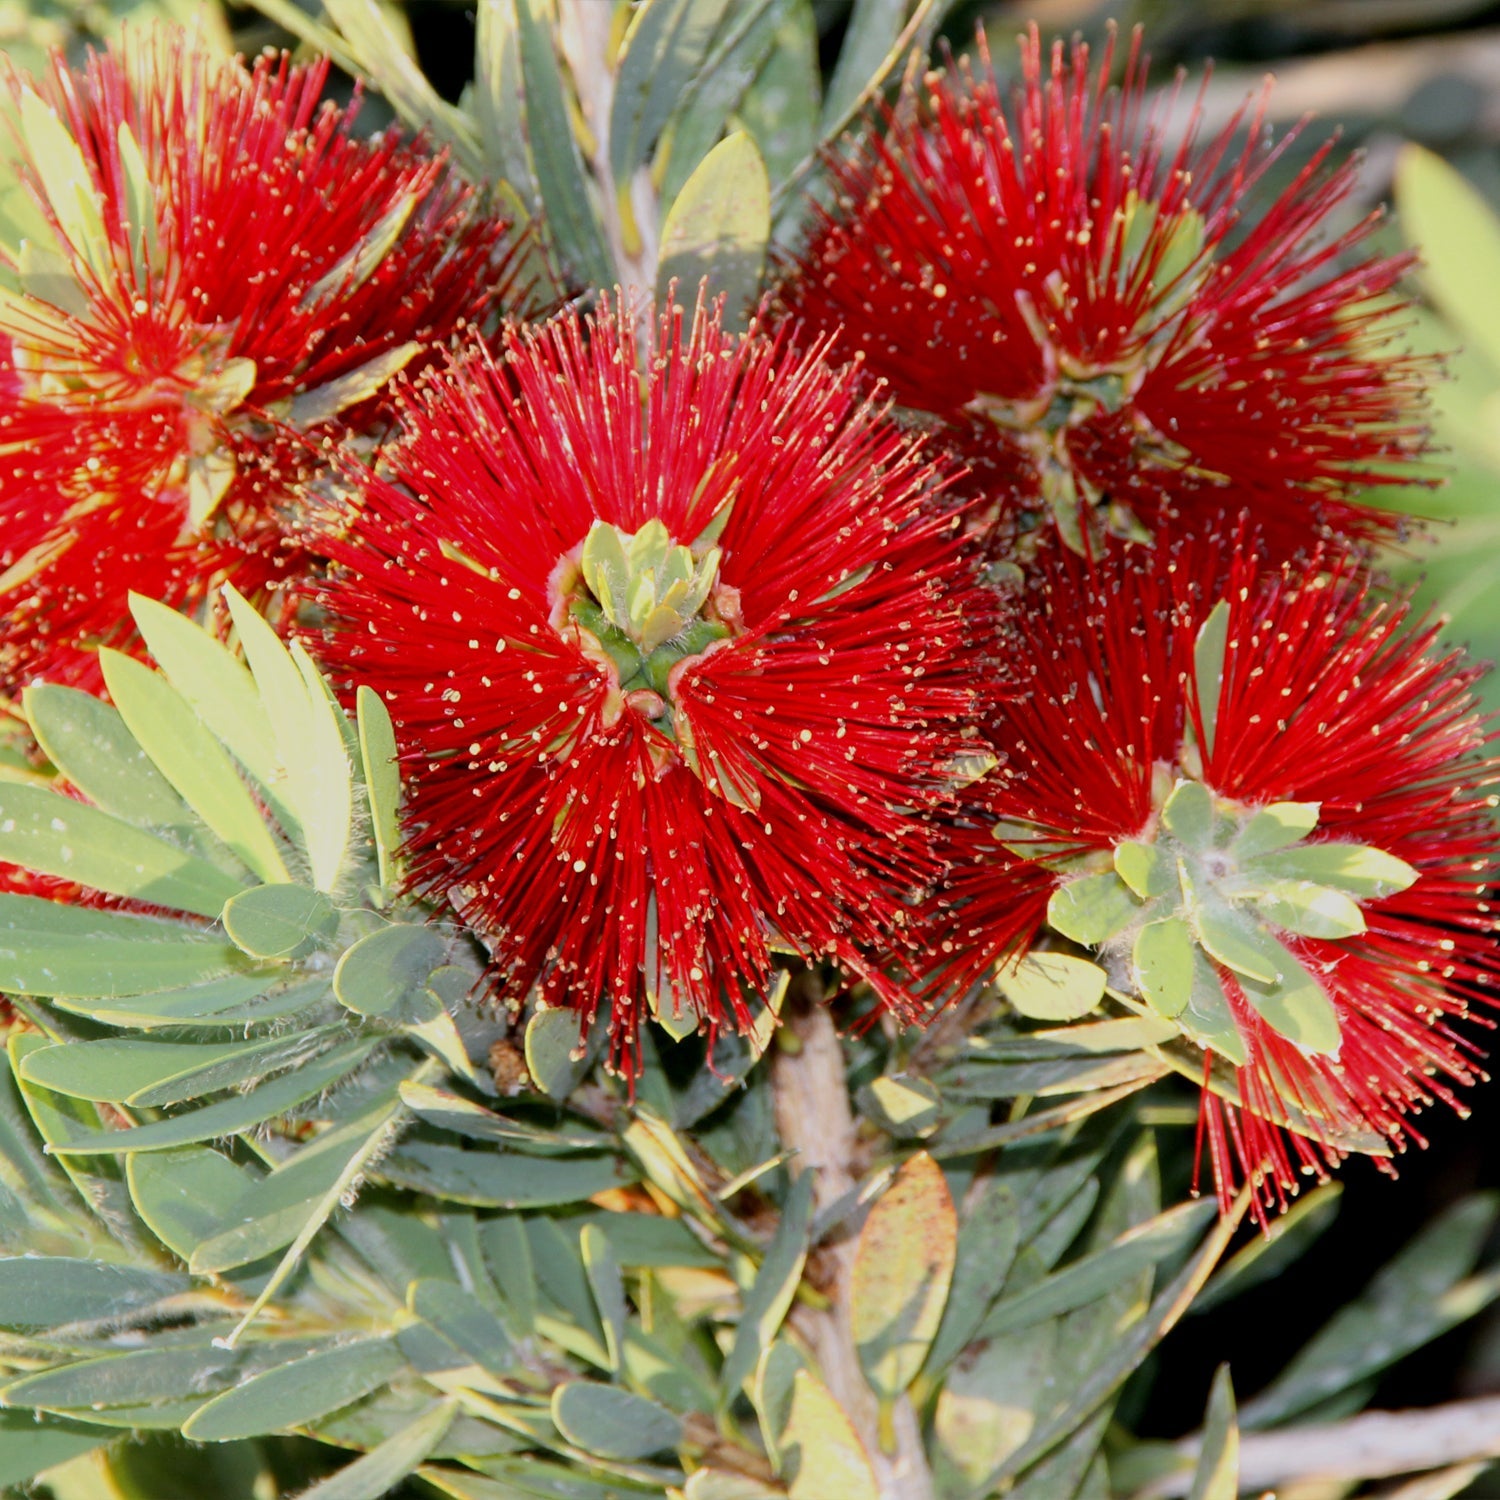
[308,296,991,1065]
[936,538,1500,1219]
[774,26,1429,559]
[0,32,513,694]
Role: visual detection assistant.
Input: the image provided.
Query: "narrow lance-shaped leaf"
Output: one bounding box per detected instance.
[357,685,403,891]
[100,649,289,885]
[1193,599,1230,760]
[721,1169,815,1401]
[851,1152,957,1408]
[1188,1366,1239,1500]
[0,782,245,919]
[128,593,297,838]
[299,1399,458,1500]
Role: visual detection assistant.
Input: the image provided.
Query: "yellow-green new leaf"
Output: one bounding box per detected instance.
[851,1152,956,1402]
[657,131,770,329]
[1397,143,1500,373]
[781,1370,879,1500]
[100,649,290,886]
[357,685,403,890]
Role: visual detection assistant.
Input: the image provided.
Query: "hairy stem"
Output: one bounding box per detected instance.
[772,993,936,1500]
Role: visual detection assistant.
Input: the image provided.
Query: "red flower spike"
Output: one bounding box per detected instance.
[308,295,993,1067]
[937,538,1500,1222]
[774,25,1430,560]
[0,31,515,695]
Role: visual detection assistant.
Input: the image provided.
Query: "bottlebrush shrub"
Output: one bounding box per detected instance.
[774,26,1430,559]
[0,32,513,694]
[307,295,994,1067]
[934,537,1500,1218]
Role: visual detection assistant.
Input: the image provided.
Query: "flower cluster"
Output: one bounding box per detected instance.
[308,296,990,1065]
[0,24,1495,1219]
[0,31,513,694]
[775,28,1429,559]
[933,541,1500,1217]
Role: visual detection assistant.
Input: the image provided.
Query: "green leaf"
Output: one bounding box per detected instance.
[684,1473,784,1500]
[736,0,819,192]
[129,594,296,837]
[1247,842,1419,899]
[224,588,352,892]
[578,1210,721,1269]
[8,1032,139,1242]
[191,1082,411,1274]
[481,1215,538,1338]
[377,1139,632,1207]
[1237,938,1341,1055]
[0,1340,313,1415]
[183,1336,406,1442]
[1161,780,1214,848]
[1188,1366,1238,1500]
[474,0,540,210]
[0,1410,110,1487]
[0,893,253,998]
[126,1146,260,1260]
[611,0,732,185]
[303,1399,458,1500]
[1192,904,1278,984]
[721,1169,814,1401]
[922,1179,1021,1382]
[335,924,447,1023]
[1047,873,1139,947]
[1240,1193,1500,1429]
[658,0,789,210]
[17,86,108,271]
[819,0,905,130]
[656,130,770,328]
[858,1075,941,1138]
[551,1383,682,1462]
[1397,144,1500,372]
[1114,840,1176,900]
[19,1032,330,1107]
[398,1080,605,1153]
[223,882,340,960]
[513,0,612,285]
[982,1198,1242,1489]
[0,782,244,918]
[581,1223,627,1376]
[24,684,190,830]
[1232,801,1320,861]
[1195,1182,1342,1314]
[99,649,290,886]
[48,1039,379,1154]
[1247,880,1365,940]
[1193,600,1230,759]
[409,1279,513,1375]
[932,1322,1056,1494]
[52,975,312,1031]
[996,952,1107,1023]
[979,1200,1217,1339]
[1133,917,1194,1018]
[0,1257,190,1330]
[357,685,403,891]
[851,1152,956,1403]
[780,1370,878,1500]
[525,1006,588,1099]
[1178,948,1247,1067]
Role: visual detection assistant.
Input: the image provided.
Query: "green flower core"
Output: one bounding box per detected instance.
[1042,777,1419,1066]
[564,515,737,726]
